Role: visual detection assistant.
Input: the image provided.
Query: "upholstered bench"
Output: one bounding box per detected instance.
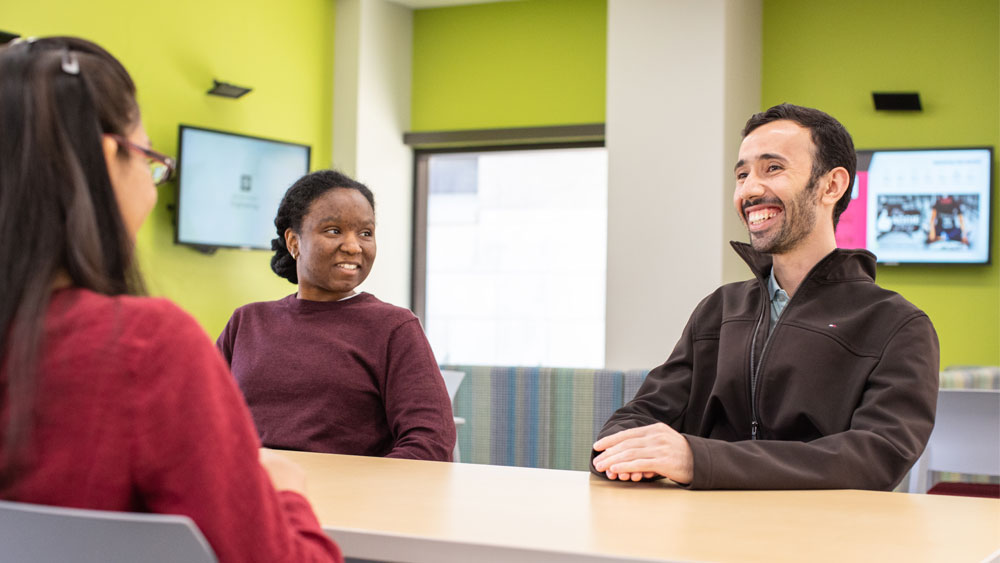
[441,365,648,471]
[445,364,1000,492]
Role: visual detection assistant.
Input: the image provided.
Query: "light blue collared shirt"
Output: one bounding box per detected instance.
[768,267,789,336]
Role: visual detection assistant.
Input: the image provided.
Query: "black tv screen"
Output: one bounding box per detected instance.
[835,147,994,265]
[176,125,311,249]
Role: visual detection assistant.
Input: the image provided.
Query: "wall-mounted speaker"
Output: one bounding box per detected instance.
[872,92,922,111]
[207,79,252,99]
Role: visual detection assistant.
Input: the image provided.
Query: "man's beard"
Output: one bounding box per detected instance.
[744,175,819,255]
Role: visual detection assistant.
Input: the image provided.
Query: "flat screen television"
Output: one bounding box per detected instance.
[835,147,994,265]
[176,125,311,250]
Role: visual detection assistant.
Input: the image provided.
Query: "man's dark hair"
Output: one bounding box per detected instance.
[742,103,856,228]
[271,169,374,283]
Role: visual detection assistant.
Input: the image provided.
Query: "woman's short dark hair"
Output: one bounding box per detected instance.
[742,103,857,228]
[0,36,144,487]
[271,169,375,283]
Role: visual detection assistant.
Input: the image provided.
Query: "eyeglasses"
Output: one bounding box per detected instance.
[106,134,176,186]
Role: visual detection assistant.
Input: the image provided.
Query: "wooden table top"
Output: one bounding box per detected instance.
[283,451,1000,562]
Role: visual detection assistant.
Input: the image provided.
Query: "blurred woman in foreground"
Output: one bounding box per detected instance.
[0,36,341,562]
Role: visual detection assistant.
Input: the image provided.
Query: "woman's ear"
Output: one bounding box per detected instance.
[284,228,299,258]
[102,135,122,186]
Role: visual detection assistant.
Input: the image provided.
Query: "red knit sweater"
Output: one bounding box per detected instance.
[0,288,342,563]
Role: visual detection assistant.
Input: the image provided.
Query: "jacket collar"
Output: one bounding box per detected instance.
[729,241,878,288]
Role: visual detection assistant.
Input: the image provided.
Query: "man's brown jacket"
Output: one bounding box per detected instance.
[594,242,939,490]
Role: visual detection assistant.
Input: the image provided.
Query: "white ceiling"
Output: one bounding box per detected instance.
[387,0,517,9]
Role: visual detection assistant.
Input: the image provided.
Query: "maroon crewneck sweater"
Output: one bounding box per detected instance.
[217,292,455,461]
[1,288,341,563]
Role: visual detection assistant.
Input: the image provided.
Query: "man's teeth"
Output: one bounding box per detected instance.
[748,209,779,225]
[337,264,359,270]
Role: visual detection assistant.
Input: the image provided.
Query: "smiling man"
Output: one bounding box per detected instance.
[591,104,940,490]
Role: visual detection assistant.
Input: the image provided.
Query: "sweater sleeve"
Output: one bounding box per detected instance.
[129,301,342,563]
[685,314,939,491]
[215,309,238,366]
[382,318,456,461]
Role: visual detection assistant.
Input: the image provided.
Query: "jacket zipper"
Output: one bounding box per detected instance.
[749,292,766,440]
[751,319,776,439]
[750,276,804,440]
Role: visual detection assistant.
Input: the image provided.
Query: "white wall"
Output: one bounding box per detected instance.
[723,0,763,284]
[604,0,761,370]
[333,0,414,308]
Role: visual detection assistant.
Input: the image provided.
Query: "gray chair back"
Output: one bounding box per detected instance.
[0,499,217,563]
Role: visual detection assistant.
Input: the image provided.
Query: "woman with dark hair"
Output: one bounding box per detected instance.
[217,170,456,461]
[0,37,341,562]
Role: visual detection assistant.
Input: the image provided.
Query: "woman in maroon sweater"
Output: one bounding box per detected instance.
[0,37,341,562]
[218,171,456,460]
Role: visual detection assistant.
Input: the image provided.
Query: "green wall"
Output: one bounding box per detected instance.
[762,0,1000,367]
[5,0,335,339]
[411,0,606,131]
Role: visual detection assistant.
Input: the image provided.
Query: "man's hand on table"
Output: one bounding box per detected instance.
[592,423,694,485]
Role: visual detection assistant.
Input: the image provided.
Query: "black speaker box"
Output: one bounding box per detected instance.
[872,92,922,111]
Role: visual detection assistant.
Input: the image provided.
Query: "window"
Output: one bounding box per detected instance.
[413,145,608,368]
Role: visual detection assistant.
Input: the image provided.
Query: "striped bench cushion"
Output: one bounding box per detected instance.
[443,365,648,471]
